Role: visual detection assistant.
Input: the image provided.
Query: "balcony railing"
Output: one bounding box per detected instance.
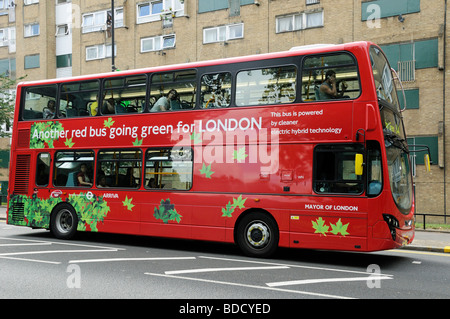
[398,60,416,82]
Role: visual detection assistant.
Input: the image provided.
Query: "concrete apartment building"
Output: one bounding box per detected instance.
[0,0,448,221]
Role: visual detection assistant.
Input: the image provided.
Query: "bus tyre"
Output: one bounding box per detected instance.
[50,204,78,240]
[236,212,279,258]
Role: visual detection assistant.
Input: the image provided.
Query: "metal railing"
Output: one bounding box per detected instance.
[414,213,448,230]
[398,60,416,82]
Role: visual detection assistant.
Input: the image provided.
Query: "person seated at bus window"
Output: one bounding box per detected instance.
[97,175,109,188]
[43,100,57,119]
[318,70,348,100]
[77,163,93,187]
[147,177,157,188]
[90,94,101,116]
[150,89,177,112]
[102,97,115,114]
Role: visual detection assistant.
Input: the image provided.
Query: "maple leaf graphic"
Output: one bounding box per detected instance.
[233,147,248,162]
[199,163,215,178]
[312,217,329,236]
[330,218,350,236]
[122,196,135,211]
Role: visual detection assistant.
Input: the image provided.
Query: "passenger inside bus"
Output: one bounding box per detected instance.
[77,163,93,187]
[150,89,178,112]
[318,70,348,100]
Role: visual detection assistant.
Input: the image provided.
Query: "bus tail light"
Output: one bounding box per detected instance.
[383,214,399,240]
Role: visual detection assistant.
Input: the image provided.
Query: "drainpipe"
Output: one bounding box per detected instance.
[443,0,447,222]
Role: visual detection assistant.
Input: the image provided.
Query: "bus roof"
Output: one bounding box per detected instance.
[18,41,375,87]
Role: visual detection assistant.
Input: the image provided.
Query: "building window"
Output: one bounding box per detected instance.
[276,10,323,33]
[203,23,244,44]
[86,44,116,61]
[137,0,184,24]
[24,0,39,5]
[141,34,176,52]
[82,8,123,33]
[361,0,420,21]
[24,54,40,69]
[56,24,70,37]
[56,54,72,68]
[24,23,40,37]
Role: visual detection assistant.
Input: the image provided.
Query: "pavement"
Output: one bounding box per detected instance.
[0,206,449,253]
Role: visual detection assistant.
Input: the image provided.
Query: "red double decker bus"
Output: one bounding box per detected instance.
[7,41,415,257]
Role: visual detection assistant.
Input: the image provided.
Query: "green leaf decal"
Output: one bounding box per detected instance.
[104,117,115,128]
[199,163,215,179]
[122,195,135,211]
[312,217,329,236]
[190,131,202,144]
[233,147,248,162]
[132,138,143,146]
[220,195,247,218]
[154,199,182,224]
[64,137,75,148]
[330,218,350,236]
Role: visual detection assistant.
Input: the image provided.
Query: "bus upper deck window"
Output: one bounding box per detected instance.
[22,85,58,120]
[301,53,360,102]
[236,66,297,107]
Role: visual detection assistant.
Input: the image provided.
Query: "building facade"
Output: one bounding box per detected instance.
[0,0,449,221]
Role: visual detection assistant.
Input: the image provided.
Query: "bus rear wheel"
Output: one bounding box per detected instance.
[236,212,279,258]
[50,204,78,240]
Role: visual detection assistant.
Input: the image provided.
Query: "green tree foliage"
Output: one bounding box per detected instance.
[0,74,24,137]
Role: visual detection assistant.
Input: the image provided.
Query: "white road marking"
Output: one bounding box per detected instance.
[69,257,196,264]
[266,275,393,287]
[144,272,354,299]
[0,256,61,265]
[165,265,289,275]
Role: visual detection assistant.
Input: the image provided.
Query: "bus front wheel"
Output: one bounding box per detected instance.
[236,212,279,258]
[50,204,78,240]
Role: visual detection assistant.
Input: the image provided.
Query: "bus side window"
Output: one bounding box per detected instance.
[314,144,364,195]
[97,150,142,188]
[36,153,51,186]
[200,72,231,108]
[145,148,192,190]
[60,80,99,118]
[367,141,383,196]
[236,66,297,106]
[103,75,147,115]
[150,70,197,112]
[53,151,94,187]
[301,53,360,102]
[22,85,57,120]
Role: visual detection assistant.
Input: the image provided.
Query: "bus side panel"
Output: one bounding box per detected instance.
[288,198,368,251]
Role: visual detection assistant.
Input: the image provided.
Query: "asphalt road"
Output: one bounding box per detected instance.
[1,221,449,306]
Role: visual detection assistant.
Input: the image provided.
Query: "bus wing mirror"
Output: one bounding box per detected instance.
[355,154,364,176]
[424,154,431,172]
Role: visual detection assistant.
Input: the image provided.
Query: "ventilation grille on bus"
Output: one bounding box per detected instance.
[14,155,30,194]
[10,201,25,223]
[17,129,30,148]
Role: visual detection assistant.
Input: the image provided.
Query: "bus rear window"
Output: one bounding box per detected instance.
[302,53,360,102]
[236,66,297,106]
[22,85,58,120]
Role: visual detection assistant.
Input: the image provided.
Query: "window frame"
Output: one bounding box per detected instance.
[140,34,176,53]
[97,149,143,189]
[313,144,365,195]
[144,147,193,191]
[203,23,244,44]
